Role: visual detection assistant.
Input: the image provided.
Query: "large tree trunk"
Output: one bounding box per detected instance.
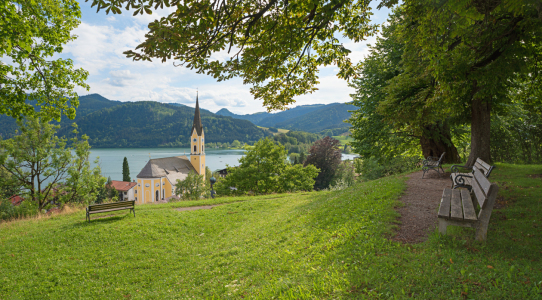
[466,98,492,167]
[420,122,461,164]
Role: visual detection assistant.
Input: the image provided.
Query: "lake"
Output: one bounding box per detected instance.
[89,148,359,181]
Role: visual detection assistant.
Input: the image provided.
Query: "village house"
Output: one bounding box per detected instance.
[134,95,206,204]
[109,180,137,201]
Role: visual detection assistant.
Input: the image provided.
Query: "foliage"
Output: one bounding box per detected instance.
[215,138,318,195]
[398,0,542,164]
[268,127,278,133]
[88,0,378,111]
[272,130,322,155]
[1,164,540,298]
[1,0,89,121]
[175,171,209,200]
[0,198,38,221]
[330,160,356,189]
[357,155,422,181]
[0,166,19,200]
[304,136,342,190]
[0,118,105,210]
[122,157,130,182]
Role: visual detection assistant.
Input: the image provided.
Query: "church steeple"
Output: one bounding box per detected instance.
[189,92,205,177]
[191,92,203,136]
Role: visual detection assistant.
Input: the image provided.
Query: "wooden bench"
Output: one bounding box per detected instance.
[422,152,446,178]
[450,158,494,191]
[86,200,135,222]
[438,168,499,241]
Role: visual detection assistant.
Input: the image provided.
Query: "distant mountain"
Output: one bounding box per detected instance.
[216,108,271,124]
[216,103,352,133]
[275,103,352,132]
[0,94,123,139]
[57,101,269,148]
[0,94,270,147]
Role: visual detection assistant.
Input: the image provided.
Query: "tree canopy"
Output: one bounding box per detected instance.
[1,0,89,121]
[87,0,378,110]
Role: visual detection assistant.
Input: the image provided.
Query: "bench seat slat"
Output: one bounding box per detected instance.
[88,207,133,214]
[461,189,477,221]
[450,189,463,220]
[438,189,452,219]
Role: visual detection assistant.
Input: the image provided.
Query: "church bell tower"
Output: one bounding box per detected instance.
[190,94,205,177]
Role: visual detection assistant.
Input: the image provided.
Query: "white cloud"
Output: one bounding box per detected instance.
[106,16,116,22]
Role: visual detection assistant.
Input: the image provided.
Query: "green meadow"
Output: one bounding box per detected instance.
[1,163,541,299]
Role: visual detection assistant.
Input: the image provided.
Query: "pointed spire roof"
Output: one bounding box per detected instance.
[191,92,203,136]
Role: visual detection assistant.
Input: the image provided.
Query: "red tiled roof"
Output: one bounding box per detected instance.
[109,180,137,192]
[9,195,24,206]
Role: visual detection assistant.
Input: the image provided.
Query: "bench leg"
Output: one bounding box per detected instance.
[132,208,135,218]
[438,219,447,235]
[475,220,489,241]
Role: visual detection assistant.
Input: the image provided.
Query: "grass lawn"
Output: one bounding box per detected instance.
[1,164,541,299]
[257,126,290,136]
[333,135,354,146]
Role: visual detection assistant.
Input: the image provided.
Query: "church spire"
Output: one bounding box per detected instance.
[192,92,203,136]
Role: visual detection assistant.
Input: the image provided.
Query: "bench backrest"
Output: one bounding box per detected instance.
[88,200,135,212]
[472,168,499,219]
[474,158,494,178]
[437,152,446,163]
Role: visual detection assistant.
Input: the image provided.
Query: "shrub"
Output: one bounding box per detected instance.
[0,198,38,221]
[357,155,422,181]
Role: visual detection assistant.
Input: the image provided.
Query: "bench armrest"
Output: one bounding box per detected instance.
[453,173,473,186]
[450,164,472,174]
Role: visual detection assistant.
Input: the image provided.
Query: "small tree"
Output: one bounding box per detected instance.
[175,171,209,200]
[0,118,105,210]
[304,136,342,190]
[122,157,131,182]
[215,138,319,195]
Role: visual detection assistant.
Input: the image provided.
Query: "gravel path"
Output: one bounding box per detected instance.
[392,170,452,243]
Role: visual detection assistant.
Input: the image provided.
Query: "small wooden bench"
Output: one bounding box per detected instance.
[422,152,446,178]
[86,200,135,222]
[450,158,494,191]
[438,168,499,241]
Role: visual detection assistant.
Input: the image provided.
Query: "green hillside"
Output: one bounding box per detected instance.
[275,103,352,133]
[1,163,540,298]
[215,103,352,133]
[0,94,123,140]
[58,101,269,148]
[216,108,271,124]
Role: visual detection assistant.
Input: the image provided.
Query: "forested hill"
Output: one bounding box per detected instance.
[274,103,352,132]
[0,94,270,147]
[57,101,270,148]
[0,94,123,140]
[216,103,352,133]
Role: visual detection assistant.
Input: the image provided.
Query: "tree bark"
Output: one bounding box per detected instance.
[420,122,461,164]
[466,98,492,167]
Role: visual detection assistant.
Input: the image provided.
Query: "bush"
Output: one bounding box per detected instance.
[0,198,38,221]
[357,155,422,181]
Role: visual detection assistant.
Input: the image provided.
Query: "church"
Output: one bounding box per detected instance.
[134,95,206,204]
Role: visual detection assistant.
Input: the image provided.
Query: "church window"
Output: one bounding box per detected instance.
[145,183,150,187]
[194,145,196,152]
[193,138,197,142]
[201,138,204,142]
[202,145,204,152]
[135,190,137,194]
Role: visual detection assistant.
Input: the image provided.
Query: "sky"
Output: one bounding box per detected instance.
[62,1,392,114]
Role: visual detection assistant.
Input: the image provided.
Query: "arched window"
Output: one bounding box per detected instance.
[194,145,196,152]
[202,145,204,152]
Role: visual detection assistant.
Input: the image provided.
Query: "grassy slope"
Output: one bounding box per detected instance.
[1,164,541,299]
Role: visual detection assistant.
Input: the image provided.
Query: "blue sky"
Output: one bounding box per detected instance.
[63,1,391,114]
